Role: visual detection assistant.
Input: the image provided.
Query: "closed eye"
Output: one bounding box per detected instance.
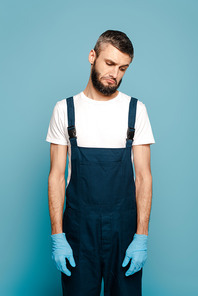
[120,68,127,72]
[106,61,128,71]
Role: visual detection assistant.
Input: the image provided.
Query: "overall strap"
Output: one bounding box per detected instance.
[66,96,77,147]
[126,97,138,148]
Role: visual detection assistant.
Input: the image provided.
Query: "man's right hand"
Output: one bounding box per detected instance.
[51,232,76,276]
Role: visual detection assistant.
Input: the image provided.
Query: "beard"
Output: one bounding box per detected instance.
[91,62,122,96]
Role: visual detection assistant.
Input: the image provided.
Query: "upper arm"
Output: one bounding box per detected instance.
[132,144,151,179]
[49,143,68,180]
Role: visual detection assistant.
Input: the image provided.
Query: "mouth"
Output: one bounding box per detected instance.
[104,78,116,84]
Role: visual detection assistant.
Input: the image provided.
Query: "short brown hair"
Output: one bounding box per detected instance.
[93,30,134,61]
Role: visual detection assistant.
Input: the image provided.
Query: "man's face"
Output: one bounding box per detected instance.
[90,43,132,96]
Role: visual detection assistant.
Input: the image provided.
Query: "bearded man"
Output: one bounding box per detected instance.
[46,30,155,296]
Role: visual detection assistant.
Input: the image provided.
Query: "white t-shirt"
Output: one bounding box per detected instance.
[46,91,155,186]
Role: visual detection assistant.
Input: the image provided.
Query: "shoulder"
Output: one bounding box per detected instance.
[58,92,82,107]
[119,91,146,114]
[54,94,76,111]
[51,92,81,115]
[54,98,67,110]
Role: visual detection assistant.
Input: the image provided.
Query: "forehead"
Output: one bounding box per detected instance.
[98,43,131,64]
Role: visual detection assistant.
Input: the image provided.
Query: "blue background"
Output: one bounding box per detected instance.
[1,0,198,295]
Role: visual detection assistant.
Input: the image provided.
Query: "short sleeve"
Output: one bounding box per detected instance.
[132,101,155,145]
[45,100,69,145]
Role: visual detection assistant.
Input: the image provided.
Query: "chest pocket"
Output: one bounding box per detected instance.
[80,160,123,205]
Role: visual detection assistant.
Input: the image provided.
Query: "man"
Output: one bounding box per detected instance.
[46,30,155,296]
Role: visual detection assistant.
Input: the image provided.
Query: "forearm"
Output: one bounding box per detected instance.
[135,174,152,235]
[48,174,65,235]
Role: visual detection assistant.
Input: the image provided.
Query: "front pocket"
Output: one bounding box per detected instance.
[80,161,123,205]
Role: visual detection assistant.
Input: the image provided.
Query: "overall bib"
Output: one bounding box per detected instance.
[61,96,142,296]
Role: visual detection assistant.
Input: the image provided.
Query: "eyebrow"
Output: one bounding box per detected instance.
[105,59,130,67]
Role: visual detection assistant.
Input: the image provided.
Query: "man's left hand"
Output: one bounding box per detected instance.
[122,233,148,276]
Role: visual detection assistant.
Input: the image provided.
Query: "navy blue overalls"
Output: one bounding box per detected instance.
[61,96,142,296]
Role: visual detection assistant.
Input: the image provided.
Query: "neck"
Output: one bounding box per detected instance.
[83,76,119,101]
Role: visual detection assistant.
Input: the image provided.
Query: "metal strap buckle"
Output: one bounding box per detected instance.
[67,126,76,139]
[127,127,135,140]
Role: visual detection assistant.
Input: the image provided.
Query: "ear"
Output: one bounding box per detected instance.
[88,49,96,65]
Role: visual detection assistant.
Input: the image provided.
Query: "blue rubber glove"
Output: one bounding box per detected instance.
[122,233,148,276]
[51,232,76,276]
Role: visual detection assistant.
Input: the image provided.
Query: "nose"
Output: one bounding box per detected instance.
[109,66,119,79]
